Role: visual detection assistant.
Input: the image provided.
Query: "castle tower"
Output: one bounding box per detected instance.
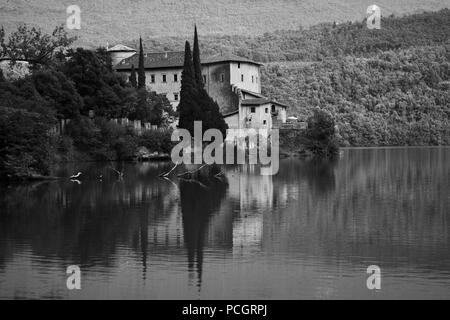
[107,44,137,66]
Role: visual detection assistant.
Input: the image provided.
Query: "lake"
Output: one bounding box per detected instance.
[0,148,449,299]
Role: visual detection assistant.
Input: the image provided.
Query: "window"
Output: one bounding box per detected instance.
[241,74,244,82]
[162,74,167,83]
[265,107,268,113]
[220,73,225,82]
[256,76,258,83]
[252,76,254,83]
[250,107,255,113]
[238,62,241,69]
[174,93,179,101]
[203,75,207,83]
[263,120,267,125]
[150,74,155,83]
[173,74,178,82]
[271,105,276,113]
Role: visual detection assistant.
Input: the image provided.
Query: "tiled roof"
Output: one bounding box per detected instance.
[241,98,289,108]
[107,44,136,52]
[240,88,265,98]
[115,51,183,70]
[241,98,271,106]
[115,51,261,70]
[223,109,239,117]
[203,53,262,66]
[271,100,290,108]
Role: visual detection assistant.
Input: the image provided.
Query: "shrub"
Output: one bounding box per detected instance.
[0,107,54,179]
[65,116,101,152]
[139,129,174,154]
[305,109,339,158]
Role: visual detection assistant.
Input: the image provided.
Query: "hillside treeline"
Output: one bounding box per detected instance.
[135,9,450,62]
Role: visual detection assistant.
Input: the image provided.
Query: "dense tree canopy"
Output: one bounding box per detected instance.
[0,107,54,179]
[30,70,84,119]
[0,72,58,118]
[59,47,134,118]
[0,25,176,178]
[304,109,339,157]
[2,24,76,68]
[130,89,173,125]
[263,45,450,146]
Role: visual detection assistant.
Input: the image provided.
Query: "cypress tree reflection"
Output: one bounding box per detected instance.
[179,173,228,290]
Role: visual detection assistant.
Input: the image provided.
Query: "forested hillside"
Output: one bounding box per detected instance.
[135,9,450,62]
[135,9,450,146]
[1,0,448,46]
[263,46,450,146]
[259,10,450,146]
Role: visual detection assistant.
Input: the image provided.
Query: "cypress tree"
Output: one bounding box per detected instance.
[138,37,146,89]
[129,64,137,88]
[197,89,228,137]
[193,27,227,136]
[179,38,228,137]
[193,25,203,87]
[178,41,199,135]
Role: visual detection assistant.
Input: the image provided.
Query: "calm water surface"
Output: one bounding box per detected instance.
[0,148,449,299]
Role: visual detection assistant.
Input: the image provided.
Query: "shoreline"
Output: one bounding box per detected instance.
[340,145,450,150]
[3,146,448,182]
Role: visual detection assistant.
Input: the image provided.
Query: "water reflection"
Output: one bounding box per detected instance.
[180,176,228,289]
[0,148,449,299]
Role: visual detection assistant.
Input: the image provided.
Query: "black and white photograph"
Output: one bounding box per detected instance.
[0,0,449,305]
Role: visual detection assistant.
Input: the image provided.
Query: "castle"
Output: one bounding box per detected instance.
[108,45,288,129]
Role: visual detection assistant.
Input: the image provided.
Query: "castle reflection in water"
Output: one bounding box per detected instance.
[0,148,449,299]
